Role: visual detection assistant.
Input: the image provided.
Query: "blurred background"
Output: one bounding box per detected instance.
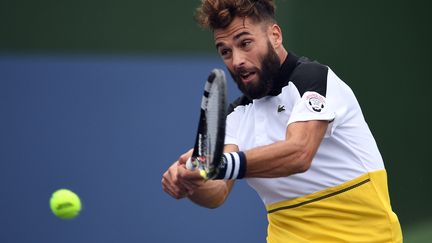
[0,0,431,242]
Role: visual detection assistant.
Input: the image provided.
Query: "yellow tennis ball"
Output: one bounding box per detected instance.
[50,189,82,219]
[199,169,208,180]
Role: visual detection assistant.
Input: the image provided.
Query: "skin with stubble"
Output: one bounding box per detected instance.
[214,18,285,99]
[228,41,280,99]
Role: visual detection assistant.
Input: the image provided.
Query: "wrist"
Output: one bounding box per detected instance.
[215,151,247,180]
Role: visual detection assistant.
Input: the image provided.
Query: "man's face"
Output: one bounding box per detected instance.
[214,17,281,99]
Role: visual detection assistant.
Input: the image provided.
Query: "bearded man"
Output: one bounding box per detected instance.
[162,1,402,242]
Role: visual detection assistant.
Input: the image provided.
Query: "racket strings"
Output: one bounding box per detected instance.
[205,83,223,169]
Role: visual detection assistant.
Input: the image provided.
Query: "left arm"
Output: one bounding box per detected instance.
[244,120,328,178]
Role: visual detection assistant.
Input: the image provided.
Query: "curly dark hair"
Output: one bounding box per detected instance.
[195,0,276,30]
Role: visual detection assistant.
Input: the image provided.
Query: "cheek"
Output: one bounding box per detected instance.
[223,59,235,72]
[252,54,262,67]
[248,48,266,66]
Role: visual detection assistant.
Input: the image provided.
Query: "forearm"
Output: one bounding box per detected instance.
[244,120,328,178]
[245,139,311,178]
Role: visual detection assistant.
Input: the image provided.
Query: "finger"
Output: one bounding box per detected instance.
[162,167,189,197]
[164,185,186,199]
[162,177,187,199]
[178,182,195,196]
[178,165,204,181]
[182,170,206,181]
[178,148,194,165]
[166,185,187,199]
[178,178,197,192]
[177,167,206,193]
[167,176,189,195]
[178,169,205,186]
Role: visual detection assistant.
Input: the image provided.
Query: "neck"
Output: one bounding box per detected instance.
[278,46,288,65]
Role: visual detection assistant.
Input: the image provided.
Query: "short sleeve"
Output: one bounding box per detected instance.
[288,90,335,124]
[287,61,335,124]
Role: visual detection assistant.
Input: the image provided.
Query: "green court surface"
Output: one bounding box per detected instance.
[403,220,432,243]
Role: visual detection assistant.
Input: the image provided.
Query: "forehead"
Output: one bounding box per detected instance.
[213,17,265,44]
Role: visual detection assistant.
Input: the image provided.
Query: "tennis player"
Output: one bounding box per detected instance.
[162,0,402,242]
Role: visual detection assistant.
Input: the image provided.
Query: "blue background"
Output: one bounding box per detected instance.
[0,55,269,243]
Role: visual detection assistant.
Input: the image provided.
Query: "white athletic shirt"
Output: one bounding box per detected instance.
[225,53,385,205]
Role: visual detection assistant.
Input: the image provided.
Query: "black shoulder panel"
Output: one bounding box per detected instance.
[289,59,329,97]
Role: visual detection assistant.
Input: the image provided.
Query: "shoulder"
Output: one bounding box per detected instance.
[290,57,329,97]
[227,95,252,115]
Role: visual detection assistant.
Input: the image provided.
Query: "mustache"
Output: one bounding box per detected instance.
[232,66,259,77]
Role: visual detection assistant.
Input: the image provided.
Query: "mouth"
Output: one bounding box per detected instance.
[239,70,257,84]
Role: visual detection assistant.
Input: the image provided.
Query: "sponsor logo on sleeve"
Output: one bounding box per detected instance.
[304,92,327,113]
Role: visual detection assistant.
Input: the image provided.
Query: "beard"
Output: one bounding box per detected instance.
[229,41,281,100]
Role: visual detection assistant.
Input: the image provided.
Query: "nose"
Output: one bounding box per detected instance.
[232,50,245,70]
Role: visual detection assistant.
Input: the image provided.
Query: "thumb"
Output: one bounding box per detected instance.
[178,148,194,165]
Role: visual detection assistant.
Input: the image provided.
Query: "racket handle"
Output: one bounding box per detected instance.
[186,157,195,170]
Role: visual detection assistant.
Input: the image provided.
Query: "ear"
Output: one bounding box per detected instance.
[268,24,283,49]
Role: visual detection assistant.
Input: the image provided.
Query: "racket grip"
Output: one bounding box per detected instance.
[186,157,195,170]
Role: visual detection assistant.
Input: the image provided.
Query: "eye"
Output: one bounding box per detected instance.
[218,48,232,59]
[240,39,252,49]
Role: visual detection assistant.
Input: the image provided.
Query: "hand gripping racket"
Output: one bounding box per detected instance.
[186,69,227,180]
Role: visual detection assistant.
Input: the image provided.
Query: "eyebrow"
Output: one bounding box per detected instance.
[215,31,252,50]
[233,31,251,41]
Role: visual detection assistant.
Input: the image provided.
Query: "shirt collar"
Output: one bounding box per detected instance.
[268,52,299,96]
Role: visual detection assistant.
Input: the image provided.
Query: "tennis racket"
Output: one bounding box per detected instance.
[185,69,227,180]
